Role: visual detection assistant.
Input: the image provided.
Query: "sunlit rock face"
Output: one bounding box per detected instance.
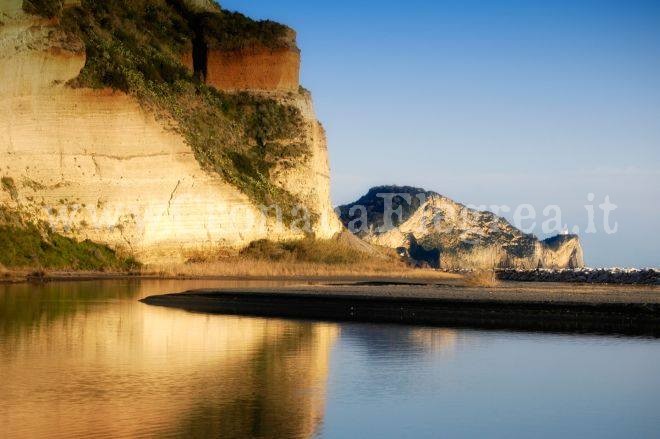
[182,39,300,93]
[338,186,585,270]
[0,3,341,263]
[181,18,300,93]
[204,45,300,92]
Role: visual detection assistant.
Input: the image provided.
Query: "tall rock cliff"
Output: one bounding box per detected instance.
[0,0,341,263]
[338,186,585,270]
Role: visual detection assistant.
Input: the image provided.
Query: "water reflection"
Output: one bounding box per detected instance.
[340,324,459,358]
[0,280,337,438]
[3,281,659,439]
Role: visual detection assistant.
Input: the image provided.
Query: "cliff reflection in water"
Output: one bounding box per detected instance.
[2,281,657,439]
[0,280,337,439]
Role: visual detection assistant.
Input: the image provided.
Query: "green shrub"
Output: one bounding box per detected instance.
[23,0,63,18]
[1,177,18,200]
[0,207,139,271]
[199,10,293,51]
[240,238,366,265]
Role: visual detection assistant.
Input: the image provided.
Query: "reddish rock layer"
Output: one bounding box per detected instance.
[182,45,300,92]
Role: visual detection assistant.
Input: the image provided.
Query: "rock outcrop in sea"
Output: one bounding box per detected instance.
[338,186,585,270]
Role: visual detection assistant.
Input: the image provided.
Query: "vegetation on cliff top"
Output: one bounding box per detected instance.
[26,0,311,225]
[0,207,139,271]
[22,0,63,18]
[198,10,293,51]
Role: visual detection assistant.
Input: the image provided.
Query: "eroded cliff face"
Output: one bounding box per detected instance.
[204,46,300,92]
[181,12,300,92]
[0,1,341,263]
[338,186,585,270]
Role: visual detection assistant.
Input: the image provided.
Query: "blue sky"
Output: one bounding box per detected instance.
[221,0,660,267]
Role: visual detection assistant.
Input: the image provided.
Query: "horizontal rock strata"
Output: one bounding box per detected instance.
[0,1,341,263]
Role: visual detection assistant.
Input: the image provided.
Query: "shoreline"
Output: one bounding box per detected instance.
[3,267,658,286]
[141,283,660,337]
[0,270,462,285]
[4,267,660,336]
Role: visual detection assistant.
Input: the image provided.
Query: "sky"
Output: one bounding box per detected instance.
[221,0,660,268]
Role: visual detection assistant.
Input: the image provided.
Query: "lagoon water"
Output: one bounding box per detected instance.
[1,280,658,438]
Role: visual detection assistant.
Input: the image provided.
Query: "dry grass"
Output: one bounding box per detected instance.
[144,237,461,280]
[144,256,460,281]
[0,262,460,284]
[0,234,461,283]
[462,270,501,288]
[238,237,384,265]
[0,267,36,283]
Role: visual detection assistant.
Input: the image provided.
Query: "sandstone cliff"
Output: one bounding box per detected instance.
[203,46,300,92]
[181,12,300,92]
[338,186,585,270]
[0,0,341,263]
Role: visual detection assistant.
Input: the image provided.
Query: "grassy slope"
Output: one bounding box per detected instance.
[240,238,373,265]
[157,237,458,279]
[0,207,138,271]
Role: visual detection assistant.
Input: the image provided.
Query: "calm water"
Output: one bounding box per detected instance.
[0,280,659,439]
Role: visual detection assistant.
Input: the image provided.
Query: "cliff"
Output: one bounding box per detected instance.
[338,186,585,270]
[0,0,341,264]
[182,11,301,92]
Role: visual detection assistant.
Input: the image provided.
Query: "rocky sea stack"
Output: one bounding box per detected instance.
[338,186,585,270]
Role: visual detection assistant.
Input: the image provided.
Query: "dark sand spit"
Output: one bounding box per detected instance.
[142,281,660,337]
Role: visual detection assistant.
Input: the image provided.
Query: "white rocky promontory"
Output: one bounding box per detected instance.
[338,186,585,270]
